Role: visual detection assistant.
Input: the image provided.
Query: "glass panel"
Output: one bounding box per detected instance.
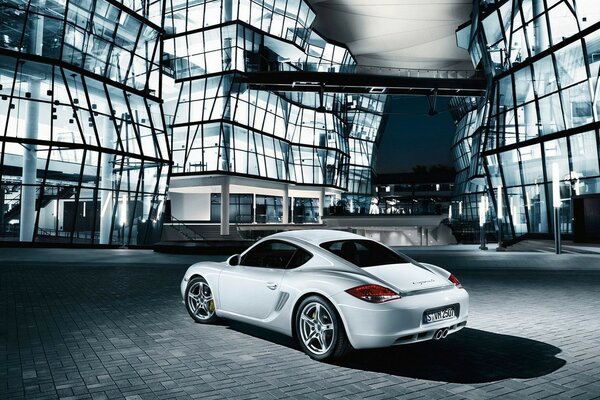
[500,150,522,187]
[520,143,544,185]
[555,41,587,89]
[562,81,593,129]
[570,131,599,179]
[533,55,558,97]
[548,2,579,45]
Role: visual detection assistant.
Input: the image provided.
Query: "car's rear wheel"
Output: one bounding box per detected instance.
[185,276,217,324]
[296,296,352,360]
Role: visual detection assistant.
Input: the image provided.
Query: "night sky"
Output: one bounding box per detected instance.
[375,96,455,174]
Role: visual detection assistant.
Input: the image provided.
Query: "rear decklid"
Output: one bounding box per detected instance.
[363,263,452,294]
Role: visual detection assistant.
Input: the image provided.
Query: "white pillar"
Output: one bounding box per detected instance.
[524,101,538,138]
[533,0,549,56]
[220,176,230,235]
[20,81,40,242]
[318,188,325,224]
[552,163,562,254]
[282,185,289,224]
[223,0,232,21]
[19,1,45,242]
[99,120,114,244]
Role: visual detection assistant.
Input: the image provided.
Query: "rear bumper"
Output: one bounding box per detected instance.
[333,287,469,349]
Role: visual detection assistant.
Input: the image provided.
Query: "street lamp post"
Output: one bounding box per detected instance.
[497,185,503,250]
[120,194,128,248]
[552,163,561,254]
[479,195,488,250]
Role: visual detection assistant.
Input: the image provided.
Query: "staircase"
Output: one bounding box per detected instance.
[168,217,205,241]
[189,224,244,240]
[3,186,76,222]
[161,222,245,241]
[155,222,252,254]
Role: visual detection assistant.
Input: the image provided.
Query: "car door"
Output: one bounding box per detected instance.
[218,240,296,319]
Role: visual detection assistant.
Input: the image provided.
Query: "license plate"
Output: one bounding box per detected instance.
[423,306,457,324]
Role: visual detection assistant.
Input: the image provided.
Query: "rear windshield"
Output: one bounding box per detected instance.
[320,239,412,268]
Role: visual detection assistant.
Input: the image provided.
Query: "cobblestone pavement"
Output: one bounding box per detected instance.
[1,248,600,399]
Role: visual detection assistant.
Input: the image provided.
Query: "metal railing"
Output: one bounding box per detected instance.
[167,216,205,241]
[245,61,483,80]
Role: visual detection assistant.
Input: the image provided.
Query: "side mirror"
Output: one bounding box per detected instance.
[227,254,240,266]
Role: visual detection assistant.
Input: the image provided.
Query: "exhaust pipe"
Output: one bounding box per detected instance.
[434,328,449,340]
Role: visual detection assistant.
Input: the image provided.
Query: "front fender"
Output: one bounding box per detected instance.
[180,262,226,306]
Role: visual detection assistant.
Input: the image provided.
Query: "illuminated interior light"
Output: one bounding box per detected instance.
[497,185,503,220]
[478,196,485,227]
[552,163,560,208]
[157,199,165,220]
[120,194,127,226]
[101,192,112,218]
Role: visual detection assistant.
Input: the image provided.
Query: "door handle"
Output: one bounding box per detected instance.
[266,283,278,290]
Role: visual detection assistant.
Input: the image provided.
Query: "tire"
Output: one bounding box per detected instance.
[296,295,353,361]
[185,276,218,324]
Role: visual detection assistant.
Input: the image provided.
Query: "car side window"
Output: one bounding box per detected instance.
[240,240,297,269]
[287,248,312,269]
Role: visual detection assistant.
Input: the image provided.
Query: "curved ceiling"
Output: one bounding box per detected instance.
[307,0,473,71]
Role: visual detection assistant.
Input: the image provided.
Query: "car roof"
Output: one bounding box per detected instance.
[267,229,366,246]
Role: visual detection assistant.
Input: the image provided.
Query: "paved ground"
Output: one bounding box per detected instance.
[1,247,600,399]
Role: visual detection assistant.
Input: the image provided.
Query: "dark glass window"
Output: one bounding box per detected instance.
[256,195,283,223]
[241,240,298,269]
[293,197,319,223]
[210,193,253,223]
[241,240,312,269]
[287,248,313,269]
[320,239,411,268]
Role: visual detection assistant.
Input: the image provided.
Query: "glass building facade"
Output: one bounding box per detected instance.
[453,0,600,243]
[163,0,386,228]
[0,0,170,245]
[0,0,387,243]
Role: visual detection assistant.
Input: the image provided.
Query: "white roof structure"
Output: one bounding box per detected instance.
[307,0,473,71]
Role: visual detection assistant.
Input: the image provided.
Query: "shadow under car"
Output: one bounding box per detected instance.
[226,322,565,384]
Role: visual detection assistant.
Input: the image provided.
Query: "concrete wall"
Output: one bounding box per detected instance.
[170,193,211,221]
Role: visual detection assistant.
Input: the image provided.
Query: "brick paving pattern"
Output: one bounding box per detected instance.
[1,248,599,399]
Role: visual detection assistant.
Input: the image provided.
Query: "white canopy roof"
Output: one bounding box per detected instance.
[307,0,473,71]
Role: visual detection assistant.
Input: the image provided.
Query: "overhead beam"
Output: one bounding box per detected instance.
[237,71,487,97]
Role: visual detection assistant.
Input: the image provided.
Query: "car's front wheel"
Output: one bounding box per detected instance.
[185,276,218,324]
[296,296,352,360]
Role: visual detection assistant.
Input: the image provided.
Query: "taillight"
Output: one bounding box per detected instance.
[345,284,401,303]
[449,274,463,289]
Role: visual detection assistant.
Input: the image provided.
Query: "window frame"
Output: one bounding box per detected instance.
[240,239,313,269]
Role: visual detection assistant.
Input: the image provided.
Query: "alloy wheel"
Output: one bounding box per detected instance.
[299,302,335,355]
[187,280,215,321]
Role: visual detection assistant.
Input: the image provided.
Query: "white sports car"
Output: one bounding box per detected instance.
[181,229,469,360]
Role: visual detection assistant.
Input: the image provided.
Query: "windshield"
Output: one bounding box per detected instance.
[320,239,412,268]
